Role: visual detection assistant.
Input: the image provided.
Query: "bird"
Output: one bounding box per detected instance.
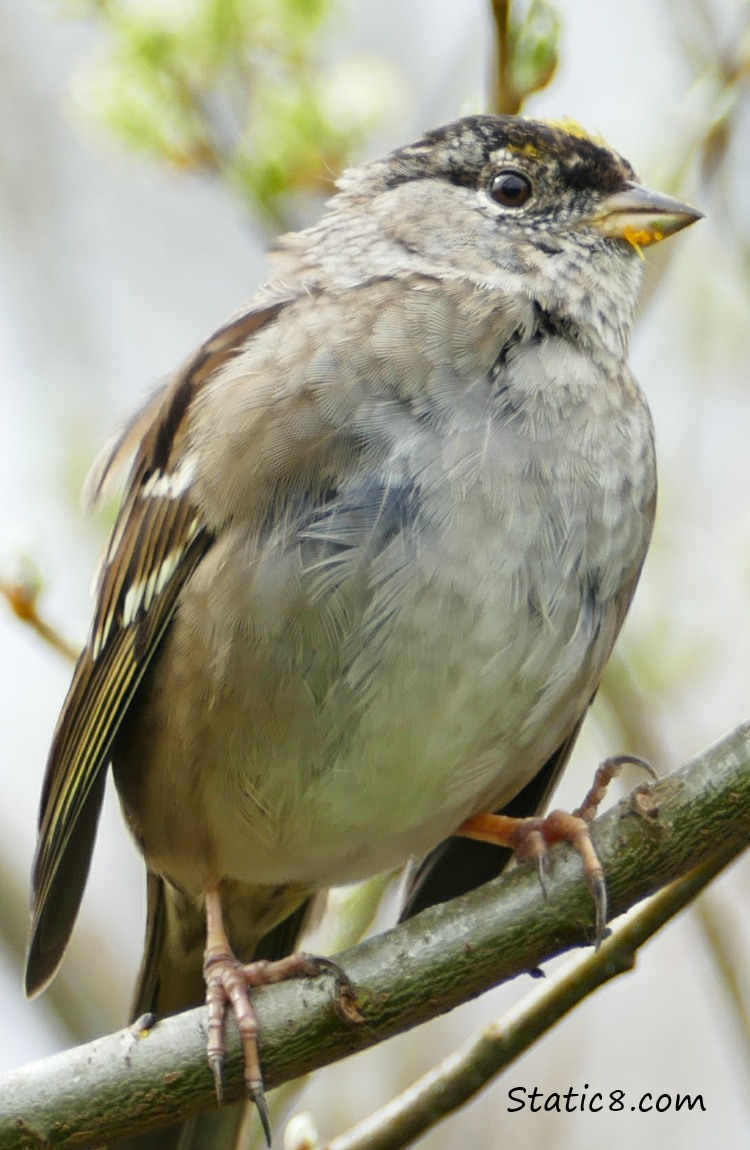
[25,114,701,1147]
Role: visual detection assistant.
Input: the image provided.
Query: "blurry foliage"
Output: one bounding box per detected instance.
[55,0,569,227]
[490,0,561,114]
[600,0,750,731]
[57,0,404,228]
[668,1,750,189]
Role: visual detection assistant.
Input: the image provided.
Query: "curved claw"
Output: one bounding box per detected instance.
[306,955,364,1025]
[536,854,550,902]
[249,1078,272,1147]
[209,1053,224,1104]
[603,753,658,781]
[591,872,608,948]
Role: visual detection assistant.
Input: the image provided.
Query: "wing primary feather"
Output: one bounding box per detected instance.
[27,296,289,998]
[28,526,212,996]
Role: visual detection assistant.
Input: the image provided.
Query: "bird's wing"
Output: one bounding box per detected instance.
[26,301,286,996]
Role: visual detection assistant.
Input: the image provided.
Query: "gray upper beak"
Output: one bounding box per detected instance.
[589,181,704,247]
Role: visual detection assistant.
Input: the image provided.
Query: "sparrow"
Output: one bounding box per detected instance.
[25,114,701,1147]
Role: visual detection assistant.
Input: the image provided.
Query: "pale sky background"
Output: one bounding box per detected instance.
[1,1,750,1148]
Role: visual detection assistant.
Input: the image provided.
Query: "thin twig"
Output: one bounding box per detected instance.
[694,892,750,1083]
[490,0,518,114]
[0,577,78,664]
[601,651,750,1081]
[323,846,739,1150]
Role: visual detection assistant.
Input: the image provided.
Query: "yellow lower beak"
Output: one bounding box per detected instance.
[589,182,704,249]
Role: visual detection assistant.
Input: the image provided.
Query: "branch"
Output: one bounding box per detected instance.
[489,0,561,115]
[0,562,78,664]
[321,845,738,1150]
[4,719,750,1148]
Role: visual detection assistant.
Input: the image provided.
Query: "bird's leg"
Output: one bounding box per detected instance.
[203,886,264,1112]
[457,755,656,942]
[202,886,361,1145]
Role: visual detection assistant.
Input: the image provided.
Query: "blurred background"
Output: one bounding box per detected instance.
[1,1,750,1147]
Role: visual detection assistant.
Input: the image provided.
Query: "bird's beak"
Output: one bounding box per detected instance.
[588,182,704,250]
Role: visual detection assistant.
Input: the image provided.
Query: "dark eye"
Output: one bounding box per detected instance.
[489,170,532,208]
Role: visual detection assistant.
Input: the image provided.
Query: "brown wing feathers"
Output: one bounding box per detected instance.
[26,302,285,995]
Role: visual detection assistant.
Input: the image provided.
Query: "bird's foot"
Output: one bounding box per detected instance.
[458,755,656,943]
[203,946,360,1145]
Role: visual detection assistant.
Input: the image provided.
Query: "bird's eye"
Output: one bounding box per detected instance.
[489,170,533,208]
